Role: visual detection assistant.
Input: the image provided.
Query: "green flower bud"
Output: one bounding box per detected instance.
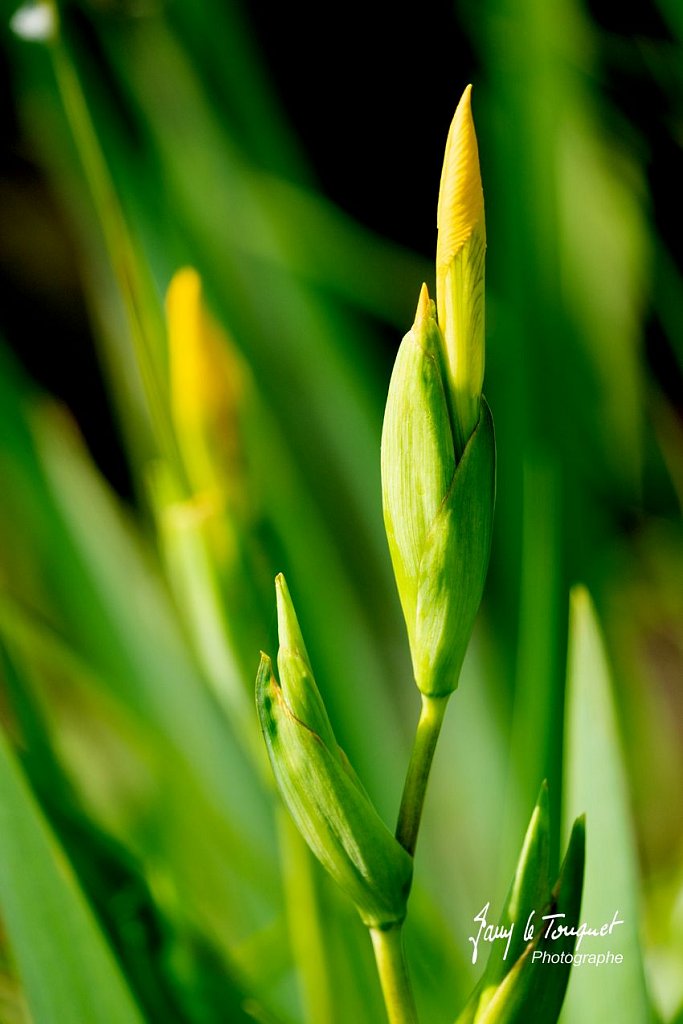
[381,85,495,697]
[256,574,413,928]
[381,287,495,696]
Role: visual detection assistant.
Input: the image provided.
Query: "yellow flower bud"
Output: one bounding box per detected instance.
[166,267,245,503]
[436,84,486,456]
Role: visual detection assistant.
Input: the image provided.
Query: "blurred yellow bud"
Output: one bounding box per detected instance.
[166,267,244,503]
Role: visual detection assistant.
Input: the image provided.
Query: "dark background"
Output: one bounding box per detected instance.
[1,0,681,496]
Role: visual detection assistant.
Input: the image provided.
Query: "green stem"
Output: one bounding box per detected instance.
[370,925,418,1024]
[395,695,449,857]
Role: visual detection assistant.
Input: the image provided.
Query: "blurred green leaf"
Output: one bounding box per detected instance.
[561,587,654,1024]
[0,727,145,1024]
[502,455,564,873]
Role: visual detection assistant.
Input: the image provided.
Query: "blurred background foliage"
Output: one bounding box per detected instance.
[0,0,681,1022]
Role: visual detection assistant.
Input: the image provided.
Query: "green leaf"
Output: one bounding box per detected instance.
[476,817,585,1024]
[0,384,287,988]
[456,784,550,1022]
[455,788,585,1024]
[482,782,551,994]
[561,587,654,1024]
[0,729,144,1024]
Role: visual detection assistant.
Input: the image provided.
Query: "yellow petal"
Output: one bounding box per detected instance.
[435,85,486,455]
[436,84,484,276]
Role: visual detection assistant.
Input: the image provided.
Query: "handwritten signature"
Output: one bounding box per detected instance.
[469,902,624,965]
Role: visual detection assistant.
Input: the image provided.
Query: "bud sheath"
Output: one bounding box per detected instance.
[257,576,413,928]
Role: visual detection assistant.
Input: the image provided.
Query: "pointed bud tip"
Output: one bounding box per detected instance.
[274,573,290,623]
[275,572,290,630]
[275,574,310,664]
[436,83,485,268]
[415,283,432,326]
[411,284,439,346]
[531,780,550,823]
[256,651,275,688]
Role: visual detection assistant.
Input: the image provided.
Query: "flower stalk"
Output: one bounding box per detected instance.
[395,695,448,857]
[370,926,419,1024]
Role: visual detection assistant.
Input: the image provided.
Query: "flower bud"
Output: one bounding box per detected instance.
[166,267,246,505]
[256,575,413,928]
[381,85,494,697]
[436,84,486,456]
[381,288,495,696]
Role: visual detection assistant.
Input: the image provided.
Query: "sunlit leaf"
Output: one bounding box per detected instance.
[561,587,654,1024]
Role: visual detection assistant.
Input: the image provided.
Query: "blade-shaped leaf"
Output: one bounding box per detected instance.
[456,790,585,1024]
[0,729,144,1024]
[477,816,585,1024]
[561,587,653,1024]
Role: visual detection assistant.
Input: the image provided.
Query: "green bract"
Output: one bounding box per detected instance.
[381,288,495,696]
[256,575,413,929]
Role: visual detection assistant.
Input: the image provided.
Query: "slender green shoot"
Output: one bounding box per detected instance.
[370,926,419,1024]
[395,695,448,857]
